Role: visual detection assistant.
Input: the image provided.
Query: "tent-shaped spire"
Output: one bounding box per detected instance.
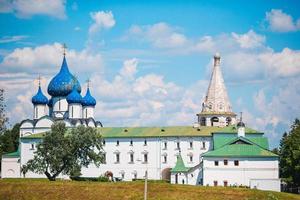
[202,53,233,113]
[171,154,190,173]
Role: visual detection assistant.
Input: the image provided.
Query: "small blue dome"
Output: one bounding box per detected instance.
[66,87,82,104]
[47,56,81,97]
[32,86,48,105]
[82,88,96,107]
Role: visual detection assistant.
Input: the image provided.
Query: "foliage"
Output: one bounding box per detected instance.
[0,123,20,170]
[24,122,105,181]
[70,176,109,182]
[0,89,9,134]
[279,118,300,187]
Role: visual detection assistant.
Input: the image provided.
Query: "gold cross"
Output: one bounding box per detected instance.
[62,43,67,56]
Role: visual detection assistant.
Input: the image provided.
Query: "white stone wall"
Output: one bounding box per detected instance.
[250,179,281,192]
[19,136,212,180]
[33,105,47,119]
[202,157,279,187]
[82,106,94,119]
[1,157,20,178]
[68,104,82,119]
[52,97,68,118]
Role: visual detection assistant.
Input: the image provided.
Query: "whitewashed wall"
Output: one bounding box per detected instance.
[1,157,20,178]
[202,157,279,187]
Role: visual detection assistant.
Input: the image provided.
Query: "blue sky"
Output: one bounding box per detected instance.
[1,0,300,148]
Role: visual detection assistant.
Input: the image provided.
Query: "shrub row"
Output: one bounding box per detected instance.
[70,176,109,182]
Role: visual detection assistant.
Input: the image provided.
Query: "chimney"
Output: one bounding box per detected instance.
[214,52,221,66]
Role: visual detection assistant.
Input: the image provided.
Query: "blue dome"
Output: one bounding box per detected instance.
[47,56,81,97]
[66,87,82,104]
[82,88,96,106]
[32,86,48,105]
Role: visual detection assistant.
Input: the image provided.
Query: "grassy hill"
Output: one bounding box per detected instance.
[0,179,299,200]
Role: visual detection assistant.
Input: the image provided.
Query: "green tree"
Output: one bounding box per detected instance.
[0,123,20,170]
[0,89,9,134]
[25,122,104,181]
[279,119,300,187]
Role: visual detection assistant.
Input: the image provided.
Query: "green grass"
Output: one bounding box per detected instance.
[0,179,299,200]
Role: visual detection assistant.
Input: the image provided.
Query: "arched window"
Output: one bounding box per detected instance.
[200,117,206,126]
[211,117,219,126]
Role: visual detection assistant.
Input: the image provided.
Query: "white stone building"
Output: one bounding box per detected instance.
[1,53,280,192]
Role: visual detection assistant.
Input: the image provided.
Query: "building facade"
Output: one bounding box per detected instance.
[1,53,280,192]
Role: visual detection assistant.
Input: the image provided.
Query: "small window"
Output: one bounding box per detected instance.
[164,142,167,149]
[134,173,137,179]
[189,141,193,149]
[116,153,120,163]
[144,153,148,163]
[214,181,218,186]
[116,140,119,146]
[214,161,219,166]
[224,160,228,166]
[224,181,228,187]
[163,155,167,163]
[202,141,206,149]
[189,155,193,162]
[130,140,133,146]
[144,140,147,146]
[177,142,180,149]
[121,173,125,179]
[234,160,239,166]
[130,153,134,163]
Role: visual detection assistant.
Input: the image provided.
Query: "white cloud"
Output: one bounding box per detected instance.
[0,35,28,44]
[89,11,116,34]
[0,0,66,19]
[87,58,207,126]
[119,58,138,80]
[265,9,300,32]
[127,22,188,49]
[232,30,265,49]
[0,42,104,75]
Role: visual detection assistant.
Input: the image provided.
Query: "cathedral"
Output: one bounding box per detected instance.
[1,52,280,192]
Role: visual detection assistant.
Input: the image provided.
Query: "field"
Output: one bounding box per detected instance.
[0,179,299,200]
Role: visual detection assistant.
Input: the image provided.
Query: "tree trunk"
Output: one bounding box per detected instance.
[45,171,56,181]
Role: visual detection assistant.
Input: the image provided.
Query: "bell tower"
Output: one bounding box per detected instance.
[197,53,236,127]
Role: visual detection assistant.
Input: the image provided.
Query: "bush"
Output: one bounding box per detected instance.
[70,176,109,182]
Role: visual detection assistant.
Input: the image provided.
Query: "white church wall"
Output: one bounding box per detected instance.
[82,107,94,119]
[68,104,82,119]
[202,157,279,188]
[18,135,213,181]
[52,97,68,118]
[250,179,281,192]
[1,157,20,178]
[34,105,47,119]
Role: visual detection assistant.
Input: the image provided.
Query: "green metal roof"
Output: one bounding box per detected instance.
[171,154,190,173]
[21,126,262,139]
[2,147,20,158]
[213,135,269,150]
[202,137,278,158]
[214,125,262,134]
